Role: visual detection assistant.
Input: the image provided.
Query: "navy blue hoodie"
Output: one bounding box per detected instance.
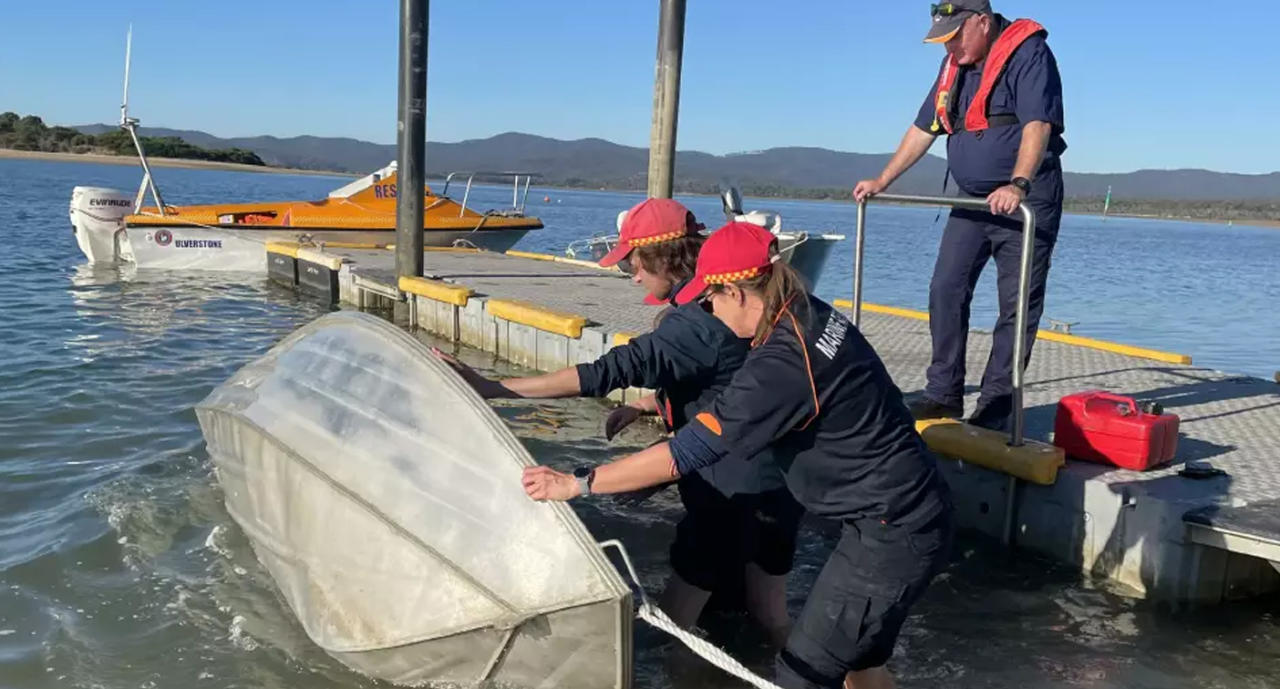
[576,287,784,496]
[670,296,950,526]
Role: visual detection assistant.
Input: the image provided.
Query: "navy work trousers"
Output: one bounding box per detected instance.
[924,192,1062,413]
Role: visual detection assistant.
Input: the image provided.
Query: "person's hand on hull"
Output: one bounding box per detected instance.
[430,347,516,399]
[522,466,581,501]
[523,442,680,502]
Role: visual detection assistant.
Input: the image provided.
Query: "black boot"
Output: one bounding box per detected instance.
[908,397,963,421]
[969,396,1013,432]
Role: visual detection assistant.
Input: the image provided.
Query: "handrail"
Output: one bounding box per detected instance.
[440,171,541,217]
[854,193,1036,447]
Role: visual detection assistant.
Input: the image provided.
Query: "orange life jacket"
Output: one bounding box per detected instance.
[930,18,1047,135]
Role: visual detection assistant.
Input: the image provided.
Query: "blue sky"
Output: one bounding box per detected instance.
[0,1,1272,174]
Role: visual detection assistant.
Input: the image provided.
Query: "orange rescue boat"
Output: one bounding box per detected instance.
[71,163,543,271]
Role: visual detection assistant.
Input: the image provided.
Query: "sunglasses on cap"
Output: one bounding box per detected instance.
[930,3,974,17]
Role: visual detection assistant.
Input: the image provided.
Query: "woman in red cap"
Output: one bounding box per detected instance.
[435,199,802,648]
[521,221,954,689]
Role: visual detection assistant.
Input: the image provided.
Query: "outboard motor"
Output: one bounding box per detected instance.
[719,184,782,233]
[69,187,133,265]
[716,182,840,286]
[719,184,744,219]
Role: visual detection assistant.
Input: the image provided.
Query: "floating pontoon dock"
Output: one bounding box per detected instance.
[260,237,1280,604]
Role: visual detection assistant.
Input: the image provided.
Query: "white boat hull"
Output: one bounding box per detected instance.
[120,226,533,272]
[71,186,533,271]
[777,231,845,288]
[122,226,270,271]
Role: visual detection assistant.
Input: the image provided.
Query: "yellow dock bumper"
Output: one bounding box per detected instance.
[915,418,1065,485]
[487,299,589,338]
[398,276,473,307]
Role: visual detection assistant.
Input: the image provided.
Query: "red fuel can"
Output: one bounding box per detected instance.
[1053,391,1180,470]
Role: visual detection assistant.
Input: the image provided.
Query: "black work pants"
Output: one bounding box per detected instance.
[923,175,1062,416]
[775,509,954,688]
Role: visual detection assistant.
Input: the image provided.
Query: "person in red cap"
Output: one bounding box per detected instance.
[435,200,802,648]
[595,197,701,305]
[522,222,954,689]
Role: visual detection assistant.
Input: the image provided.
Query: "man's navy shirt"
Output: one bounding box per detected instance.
[914,14,1066,200]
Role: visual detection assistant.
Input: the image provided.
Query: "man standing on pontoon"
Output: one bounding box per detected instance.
[854,1,1066,431]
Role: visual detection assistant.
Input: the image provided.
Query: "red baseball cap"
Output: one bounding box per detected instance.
[673,221,778,305]
[598,198,699,269]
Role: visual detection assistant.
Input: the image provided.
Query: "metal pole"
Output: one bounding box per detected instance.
[646,0,686,199]
[853,200,867,329]
[1009,203,1035,447]
[395,0,428,280]
[857,194,1036,447]
[121,25,133,126]
[126,126,165,213]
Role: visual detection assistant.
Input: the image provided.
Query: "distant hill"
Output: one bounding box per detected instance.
[73,125,1280,202]
[1,113,263,166]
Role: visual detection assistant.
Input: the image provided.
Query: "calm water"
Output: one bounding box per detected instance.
[1,158,1278,689]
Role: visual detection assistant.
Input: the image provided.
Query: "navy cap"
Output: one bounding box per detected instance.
[924,1,991,43]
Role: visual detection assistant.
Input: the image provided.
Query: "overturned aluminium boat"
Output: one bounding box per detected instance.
[196,311,632,687]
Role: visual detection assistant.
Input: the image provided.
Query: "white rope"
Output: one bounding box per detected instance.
[598,540,786,689]
[636,601,787,689]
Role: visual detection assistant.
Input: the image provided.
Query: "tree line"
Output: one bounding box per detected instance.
[0,112,265,166]
[1061,197,1279,223]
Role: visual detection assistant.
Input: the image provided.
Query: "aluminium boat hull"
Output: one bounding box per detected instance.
[196,312,632,687]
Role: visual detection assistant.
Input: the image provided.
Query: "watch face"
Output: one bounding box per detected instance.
[573,466,591,478]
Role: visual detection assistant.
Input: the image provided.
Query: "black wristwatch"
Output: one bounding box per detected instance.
[572,466,596,498]
[1010,177,1032,195]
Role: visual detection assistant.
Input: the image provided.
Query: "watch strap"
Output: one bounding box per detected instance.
[573,466,594,497]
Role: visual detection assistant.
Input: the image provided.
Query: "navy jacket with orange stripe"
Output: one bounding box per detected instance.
[670,296,951,526]
[576,286,784,496]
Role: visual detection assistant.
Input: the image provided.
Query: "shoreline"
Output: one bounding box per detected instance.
[0,148,356,178]
[1066,208,1279,229]
[5,148,1275,229]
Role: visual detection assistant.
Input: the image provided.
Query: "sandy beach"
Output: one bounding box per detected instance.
[0,148,354,178]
